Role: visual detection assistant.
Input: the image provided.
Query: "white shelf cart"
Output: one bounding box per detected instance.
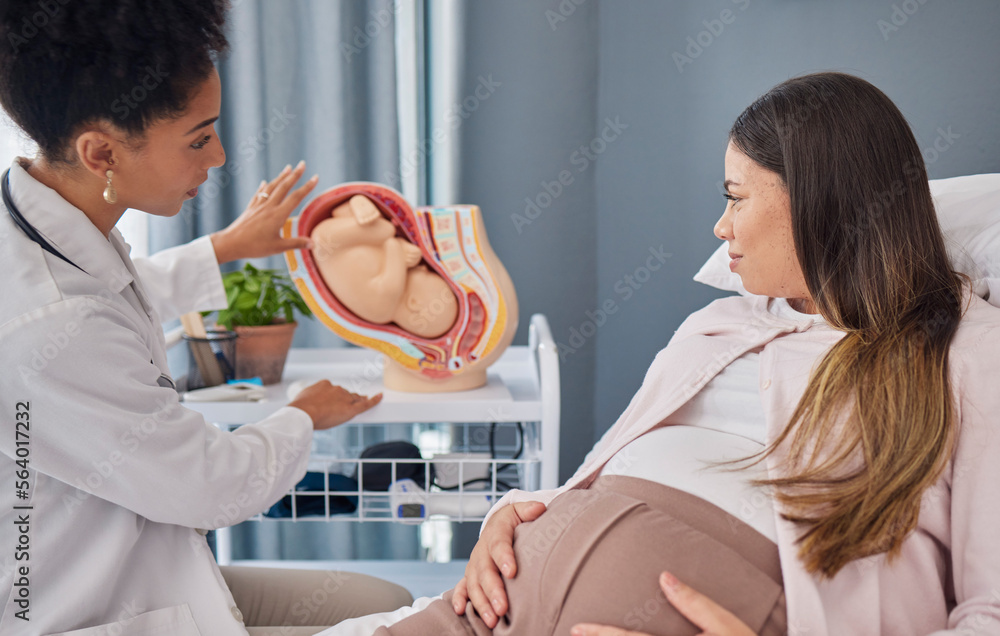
[182,313,560,565]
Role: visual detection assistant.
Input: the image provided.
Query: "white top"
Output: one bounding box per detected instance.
[0,160,314,636]
[599,296,823,542]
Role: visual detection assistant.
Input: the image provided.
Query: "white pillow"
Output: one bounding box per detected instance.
[693,174,1000,308]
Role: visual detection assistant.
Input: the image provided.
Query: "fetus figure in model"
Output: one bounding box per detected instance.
[310,195,459,339]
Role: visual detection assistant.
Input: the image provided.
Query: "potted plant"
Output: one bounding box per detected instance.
[205,263,313,385]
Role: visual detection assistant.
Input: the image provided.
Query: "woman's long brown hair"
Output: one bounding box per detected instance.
[730,72,966,577]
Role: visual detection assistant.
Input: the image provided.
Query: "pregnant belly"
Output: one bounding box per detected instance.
[496,475,786,635]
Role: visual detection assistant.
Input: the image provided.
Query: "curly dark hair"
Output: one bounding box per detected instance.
[0,0,230,161]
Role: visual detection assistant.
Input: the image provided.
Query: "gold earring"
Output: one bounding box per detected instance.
[103,169,117,204]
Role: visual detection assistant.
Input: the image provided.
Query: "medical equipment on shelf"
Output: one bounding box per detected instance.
[432,452,492,489]
[182,382,267,402]
[281,182,518,392]
[389,478,496,524]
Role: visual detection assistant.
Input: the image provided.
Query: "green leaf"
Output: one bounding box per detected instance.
[222,271,245,286]
[235,291,258,310]
[219,261,314,326]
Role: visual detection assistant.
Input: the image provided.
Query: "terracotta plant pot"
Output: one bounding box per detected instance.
[233,321,297,385]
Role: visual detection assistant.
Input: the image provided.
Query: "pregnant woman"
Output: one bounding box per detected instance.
[326,71,1000,636]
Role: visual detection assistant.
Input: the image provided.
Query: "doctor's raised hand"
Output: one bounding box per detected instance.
[209,160,320,264]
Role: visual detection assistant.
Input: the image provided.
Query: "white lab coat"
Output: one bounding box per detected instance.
[0,161,314,635]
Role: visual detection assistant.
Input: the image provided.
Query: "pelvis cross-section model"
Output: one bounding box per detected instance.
[282,182,518,392]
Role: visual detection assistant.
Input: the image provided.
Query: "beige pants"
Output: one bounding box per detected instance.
[220,565,413,636]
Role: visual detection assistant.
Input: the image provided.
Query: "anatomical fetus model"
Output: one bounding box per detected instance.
[310,195,459,340]
[283,182,518,393]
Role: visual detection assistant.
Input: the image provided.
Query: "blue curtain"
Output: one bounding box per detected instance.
[153,0,421,561]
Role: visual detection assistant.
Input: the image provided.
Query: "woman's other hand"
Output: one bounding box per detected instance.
[288,380,382,430]
[571,571,756,636]
[210,161,320,264]
[452,500,547,628]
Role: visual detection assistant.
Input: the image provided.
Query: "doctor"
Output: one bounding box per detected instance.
[0,1,411,634]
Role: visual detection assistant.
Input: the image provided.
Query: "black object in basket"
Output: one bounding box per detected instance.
[353,441,435,491]
[264,473,358,518]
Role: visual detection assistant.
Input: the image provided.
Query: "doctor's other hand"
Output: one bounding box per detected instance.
[209,161,320,265]
[571,571,756,636]
[452,500,547,628]
[288,380,382,430]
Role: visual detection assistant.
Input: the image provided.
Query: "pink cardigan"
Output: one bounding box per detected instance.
[486,293,1000,635]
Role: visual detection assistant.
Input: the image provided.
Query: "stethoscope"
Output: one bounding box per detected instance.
[3,168,176,390]
[2,168,87,274]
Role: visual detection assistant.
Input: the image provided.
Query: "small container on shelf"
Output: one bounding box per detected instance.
[182,329,238,389]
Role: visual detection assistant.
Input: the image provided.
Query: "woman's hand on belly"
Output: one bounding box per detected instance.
[571,571,756,636]
[451,500,547,628]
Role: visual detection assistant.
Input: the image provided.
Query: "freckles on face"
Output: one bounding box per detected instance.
[720,143,810,301]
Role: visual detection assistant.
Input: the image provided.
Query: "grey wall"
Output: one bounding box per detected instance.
[456,2,600,482]
[455,0,1000,480]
